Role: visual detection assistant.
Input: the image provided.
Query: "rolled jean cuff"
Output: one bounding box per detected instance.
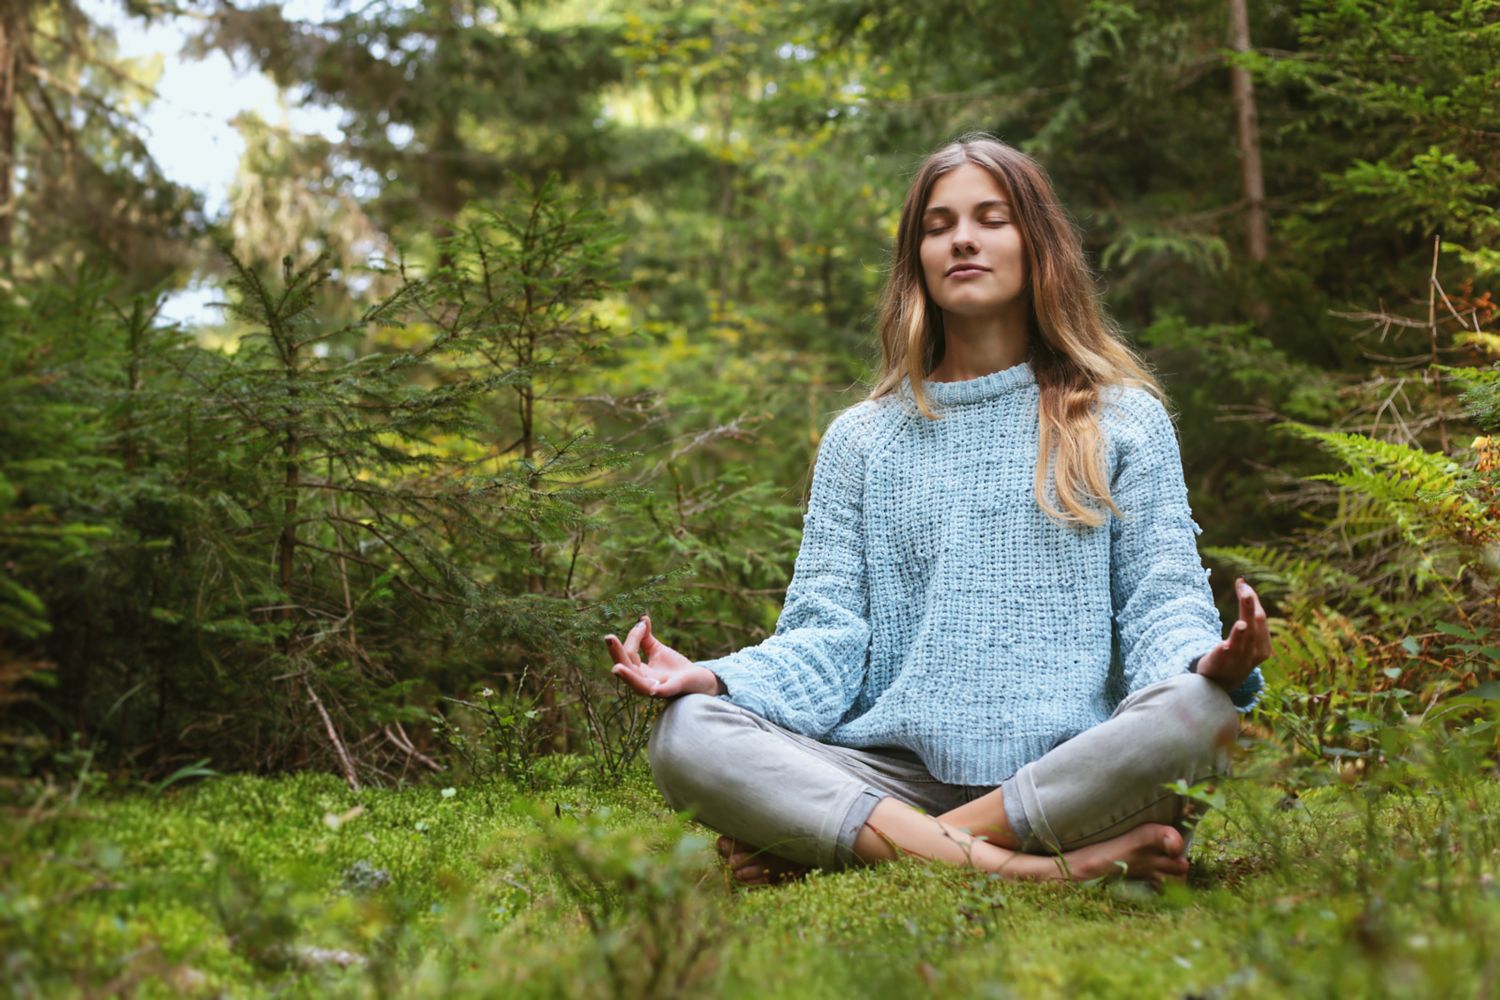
[834,787,886,869]
[1006,763,1063,854]
[999,772,1035,850]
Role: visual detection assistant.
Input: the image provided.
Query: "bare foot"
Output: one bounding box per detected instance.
[716,835,812,888]
[1052,823,1190,884]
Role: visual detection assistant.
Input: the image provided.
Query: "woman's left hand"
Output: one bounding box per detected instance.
[1194,577,1271,693]
[605,615,721,699]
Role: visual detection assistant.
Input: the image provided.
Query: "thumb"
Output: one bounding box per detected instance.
[640,614,662,656]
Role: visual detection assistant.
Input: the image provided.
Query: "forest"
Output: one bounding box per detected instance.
[1,0,1497,995]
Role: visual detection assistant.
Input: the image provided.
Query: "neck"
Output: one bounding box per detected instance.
[929,303,1031,381]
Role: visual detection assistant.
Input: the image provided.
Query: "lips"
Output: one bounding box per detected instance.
[945,264,990,277]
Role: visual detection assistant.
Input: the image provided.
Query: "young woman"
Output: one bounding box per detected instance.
[604,132,1269,886]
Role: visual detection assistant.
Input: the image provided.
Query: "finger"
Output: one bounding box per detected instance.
[1229,619,1249,655]
[1241,582,1267,631]
[604,634,642,669]
[1214,622,1244,664]
[1217,624,1235,653]
[1236,577,1255,620]
[609,657,642,690]
[1249,589,1271,661]
[610,660,657,697]
[621,618,647,659]
[614,659,678,698]
[639,614,662,659]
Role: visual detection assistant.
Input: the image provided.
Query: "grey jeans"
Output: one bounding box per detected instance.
[647,671,1239,870]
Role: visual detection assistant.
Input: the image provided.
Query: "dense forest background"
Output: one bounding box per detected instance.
[2,0,1496,795]
[5,2,1500,995]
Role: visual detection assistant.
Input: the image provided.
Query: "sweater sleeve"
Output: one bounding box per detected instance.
[696,407,872,737]
[1107,390,1263,712]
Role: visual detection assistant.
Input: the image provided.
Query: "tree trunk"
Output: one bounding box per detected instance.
[1228,0,1268,265]
[426,0,465,269]
[279,338,300,645]
[516,235,568,753]
[0,2,26,275]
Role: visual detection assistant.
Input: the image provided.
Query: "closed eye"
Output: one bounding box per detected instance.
[925,219,1009,235]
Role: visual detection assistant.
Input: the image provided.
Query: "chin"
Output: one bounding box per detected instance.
[939,297,1019,317]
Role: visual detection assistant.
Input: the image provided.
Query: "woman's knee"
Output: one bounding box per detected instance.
[1146,671,1240,763]
[646,693,722,808]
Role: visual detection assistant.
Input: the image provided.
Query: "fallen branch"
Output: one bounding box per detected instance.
[305,679,361,791]
[383,723,442,773]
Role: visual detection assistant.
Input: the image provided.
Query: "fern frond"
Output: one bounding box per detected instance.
[1433,363,1500,388]
[1278,422,1493,546]
[1203,544,1357,597]
[1270,608,1368,689]
[1436,364,1500,434]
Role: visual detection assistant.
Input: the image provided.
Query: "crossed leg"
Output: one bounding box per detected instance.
[655,672,1238,887]
[718,798,1188,886]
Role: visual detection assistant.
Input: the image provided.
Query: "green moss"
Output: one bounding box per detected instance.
[4,754,1498,998]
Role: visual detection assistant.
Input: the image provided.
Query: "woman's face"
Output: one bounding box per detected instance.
[917,162,1029,320]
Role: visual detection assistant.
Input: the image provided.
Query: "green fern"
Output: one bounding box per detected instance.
[1435,364,1500,434]
[1276,422,1492,549]
[1432,363,1500,388]
[1203,544,1387,618]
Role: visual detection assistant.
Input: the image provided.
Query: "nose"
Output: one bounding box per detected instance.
[951,219,979,253]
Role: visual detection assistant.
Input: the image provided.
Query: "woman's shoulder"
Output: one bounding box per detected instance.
[821,395,903,454]
[1096,382,1176,442]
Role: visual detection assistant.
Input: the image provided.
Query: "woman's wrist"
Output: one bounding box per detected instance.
[681,664,726,697]
[1191,651,1253,693]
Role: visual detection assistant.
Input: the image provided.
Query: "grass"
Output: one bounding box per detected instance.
[3,735,1498,999]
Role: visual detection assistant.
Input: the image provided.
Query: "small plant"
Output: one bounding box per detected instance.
[433,669,560,790]
[531,803,729,999]
[566,656,661,786]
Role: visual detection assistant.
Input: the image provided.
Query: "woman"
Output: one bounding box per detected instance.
[604,132,1269,886]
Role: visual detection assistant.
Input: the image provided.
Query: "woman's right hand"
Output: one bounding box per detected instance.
[605,614,724,698]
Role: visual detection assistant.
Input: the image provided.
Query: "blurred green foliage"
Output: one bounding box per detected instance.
[2,725,1498,997]
[0,4,1497,990]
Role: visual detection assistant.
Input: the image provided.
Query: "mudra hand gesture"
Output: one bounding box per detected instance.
[605,614,723,698]
[1193,577,1272,692]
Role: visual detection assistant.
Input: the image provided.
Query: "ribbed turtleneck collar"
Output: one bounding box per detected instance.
[900,360,1036,407]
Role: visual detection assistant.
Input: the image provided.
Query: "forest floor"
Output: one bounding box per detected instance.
[4,746,1499,998]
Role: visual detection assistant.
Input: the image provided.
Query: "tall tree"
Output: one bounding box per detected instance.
[0,1,28,270]
[1228,0,1267,263]
[193,0,628,250]
[0,0,198,288]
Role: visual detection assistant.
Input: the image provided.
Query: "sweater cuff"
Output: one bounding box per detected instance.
[697,657,773,718]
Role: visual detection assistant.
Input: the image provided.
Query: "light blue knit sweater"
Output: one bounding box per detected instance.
[700,360,1264,786]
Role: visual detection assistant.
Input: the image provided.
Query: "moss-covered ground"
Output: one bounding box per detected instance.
[4,742,1498,998]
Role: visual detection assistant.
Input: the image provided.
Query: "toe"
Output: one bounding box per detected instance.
[735,864,767,885]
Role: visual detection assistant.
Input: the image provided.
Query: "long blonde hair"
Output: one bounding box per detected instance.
[868,132,1167,529]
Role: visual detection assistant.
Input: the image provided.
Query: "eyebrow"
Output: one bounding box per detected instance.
[922,199,1011,218]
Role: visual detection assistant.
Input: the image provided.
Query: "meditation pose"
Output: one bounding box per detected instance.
[604,132,1270,886]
